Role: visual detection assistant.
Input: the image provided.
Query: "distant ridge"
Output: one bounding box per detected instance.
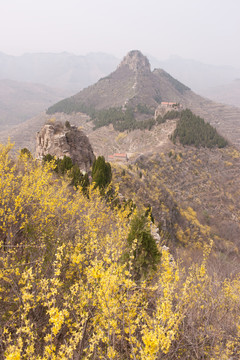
[203,79,240,108]
[0,51,119,93]
[0,79,69,130]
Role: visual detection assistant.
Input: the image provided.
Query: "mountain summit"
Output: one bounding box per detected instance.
[47,50,191,114]
[118,50,151,73]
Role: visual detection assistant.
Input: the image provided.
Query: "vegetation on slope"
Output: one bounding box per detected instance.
[113,145,240,255]
[93,107,158,132]
[156,109,180,124]
[92,155,112,190]
[43,153,90,190]
[47,97,96,117]
[47,102,158,132]
[0,142,240,359]
[47,101,153,130]
[172,109,228,148]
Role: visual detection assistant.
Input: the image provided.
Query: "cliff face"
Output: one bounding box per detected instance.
[36,122,95,172]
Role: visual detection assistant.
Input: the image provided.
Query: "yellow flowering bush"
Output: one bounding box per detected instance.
[0,143,239,359]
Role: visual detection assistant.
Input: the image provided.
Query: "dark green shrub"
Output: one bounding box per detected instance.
[65,120,71,129]
[92,156,112,190]
[125,213,161,280]
[56,156,73,175]
[163,110,180,120]
[43,154,90,193]
[156,115,165,124]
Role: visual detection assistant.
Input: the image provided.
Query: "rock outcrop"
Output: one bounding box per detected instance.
[36,122,95,172]
[118,50,151,73]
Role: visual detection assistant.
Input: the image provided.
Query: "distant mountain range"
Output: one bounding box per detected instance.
[0,51,119,93]
[0,51,119,129]
[203,79,240,108]
[1,50,240,98]
[1,50,240,153]
[148,55,240,94]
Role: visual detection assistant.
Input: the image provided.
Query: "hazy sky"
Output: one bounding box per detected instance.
[0,0,239,67]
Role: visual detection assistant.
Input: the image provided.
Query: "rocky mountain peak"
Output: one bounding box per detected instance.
[36,121,95,172]
[118,50,151,73]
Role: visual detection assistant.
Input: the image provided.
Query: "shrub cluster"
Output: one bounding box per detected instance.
[43,154,89,190]
[93,107,135,131]
[93,107,156,132]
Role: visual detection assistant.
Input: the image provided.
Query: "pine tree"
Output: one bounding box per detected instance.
[125,213,161,280]
[92,156,112,190]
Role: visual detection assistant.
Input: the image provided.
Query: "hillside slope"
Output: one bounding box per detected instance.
[112,145,240,258]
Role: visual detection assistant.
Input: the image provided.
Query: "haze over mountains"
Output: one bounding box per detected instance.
[1,50,240,154]
[0,79,70,131]
[0,51,119,129]
[1,0,240,355]
[0,51,119,93]
[203,79,240,108]
[1,51,240,94]
[149,55,240,94]
[0,50,240,124]
[46,50,240,150]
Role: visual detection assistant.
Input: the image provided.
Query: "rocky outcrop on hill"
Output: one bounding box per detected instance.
[118,50,151,73]
[36,122,95,172]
